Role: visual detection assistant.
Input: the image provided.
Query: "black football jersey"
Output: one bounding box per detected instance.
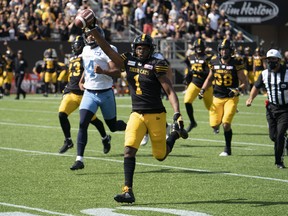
[43,57,58,73]
[121,52,167,113]
[209,55,245,98]
[243,55,253,72]
[64,55,84,95]
[253,55,264,71]
[0,57,5,76]
[187,54,210,88]
[3,54,14,72]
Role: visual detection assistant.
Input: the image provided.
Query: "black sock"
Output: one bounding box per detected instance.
[224,129,232,150]
[185,103,195,124]
[124,157,135,188]
[59,112,71,138]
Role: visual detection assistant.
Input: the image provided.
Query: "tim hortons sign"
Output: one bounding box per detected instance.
[219,0,279,24]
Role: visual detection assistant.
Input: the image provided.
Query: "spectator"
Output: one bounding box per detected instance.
[234,31,245,42]
[102,18,112,43]
[207,8,219,34]
[42,7,56,29]
[114,13,125,38]
[57,19,70,41]
[121,0,132,26]
[17,17,29,40]
[202,24,214,42]
[175,16,187,39]
[134,2,146,32]
[168,3,179,23]
[196,8,206,32]
[143,5,153,35]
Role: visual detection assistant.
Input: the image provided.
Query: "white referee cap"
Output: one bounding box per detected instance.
[266,49,282,59]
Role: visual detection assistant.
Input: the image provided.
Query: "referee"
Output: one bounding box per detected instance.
[246,49,288,169]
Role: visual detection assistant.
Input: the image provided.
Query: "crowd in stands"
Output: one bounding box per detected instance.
[0,0,246,44]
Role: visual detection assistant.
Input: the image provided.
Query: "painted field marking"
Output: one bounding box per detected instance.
[0,147,287,183]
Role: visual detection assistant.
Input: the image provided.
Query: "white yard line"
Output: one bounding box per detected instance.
[0,146,287,183]
[0,202,73,216]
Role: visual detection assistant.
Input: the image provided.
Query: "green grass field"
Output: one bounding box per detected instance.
[1,93,288,216]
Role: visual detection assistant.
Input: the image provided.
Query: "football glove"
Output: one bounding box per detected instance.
[172,112,188,139]
[228,88,241,97]
[198,89,205,99]
[173,112,183,129]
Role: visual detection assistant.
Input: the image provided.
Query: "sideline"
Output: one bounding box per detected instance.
[0,146,287,183]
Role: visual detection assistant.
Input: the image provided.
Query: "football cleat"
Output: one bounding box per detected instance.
[140,134,149,146]
[213,128,220,134]
[171,123,188,139]
[219,147,231,156]
[70,160,84,170]
[114,186,135,204]
[102,135,111,154]
[276,163,286,169]
[186,122,197,133]
[59,139,74,154]
[219,151,230,156]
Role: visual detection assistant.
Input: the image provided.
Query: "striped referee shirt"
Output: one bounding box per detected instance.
[255,65,288,105]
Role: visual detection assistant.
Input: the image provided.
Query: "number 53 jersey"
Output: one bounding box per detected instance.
[209,55,245,98]
[120,52,168,113]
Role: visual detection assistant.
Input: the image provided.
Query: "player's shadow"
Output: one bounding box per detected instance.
[73,168,229,176]
[135,168,228,175]
[234,132,268,136]
[238,153,274,157]
[136,198,288,207]
[180,144,224,148]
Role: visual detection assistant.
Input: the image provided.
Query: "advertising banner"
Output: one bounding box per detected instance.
[216,0,288,25]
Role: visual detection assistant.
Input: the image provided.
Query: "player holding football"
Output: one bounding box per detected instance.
[81,14,188,204]
[199,39,247,156]
[58,36,111,157]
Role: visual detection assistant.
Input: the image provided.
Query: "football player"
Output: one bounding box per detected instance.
[199,39,247,156]
[253,47,265,84]
[3,50,15,96]
[42,48,60,97]
[184,38,213,132]
[89,24,188,203]
[58,35,111,155]
[0,54,6,99]
[70,26,127,171]
[243,46,254,93]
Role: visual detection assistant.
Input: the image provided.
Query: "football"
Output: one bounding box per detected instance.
[74,9,95,29]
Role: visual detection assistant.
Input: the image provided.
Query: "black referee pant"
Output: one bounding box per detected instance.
[266,103,288,165]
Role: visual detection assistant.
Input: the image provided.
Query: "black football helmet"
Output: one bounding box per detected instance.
[84,25,105,49]
[131,34,155,60]
[193,38,205,54]
[218,39,234,60]
[72,35,85,55]
[244,46,251,56]
[43,48,53,58]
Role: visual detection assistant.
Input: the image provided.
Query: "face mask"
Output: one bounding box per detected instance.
[268,61,278,70]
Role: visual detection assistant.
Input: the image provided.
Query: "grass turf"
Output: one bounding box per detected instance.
[0,93,288,216]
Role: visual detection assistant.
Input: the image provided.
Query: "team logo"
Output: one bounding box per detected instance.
[128,60,136,66]
[144,64,153,70]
